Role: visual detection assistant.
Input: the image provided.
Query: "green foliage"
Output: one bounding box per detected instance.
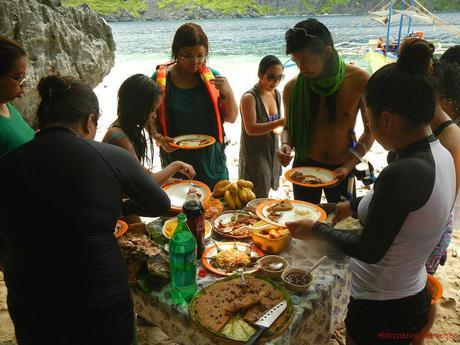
[61,0,460,17]
[158,0,275,15]
[429,0,460,11]
[300,0,460,13]
[61,0,147,16]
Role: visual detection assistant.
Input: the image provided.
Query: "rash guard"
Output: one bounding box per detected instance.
[0,126,171,308]
[314,136,455,300]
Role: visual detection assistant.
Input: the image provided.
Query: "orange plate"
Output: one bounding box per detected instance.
[163,180,211,212]
[201,242,264,276]
[256,199,327,227]
[284,166,338,188]
[114,220,129,238]
[427,274,443,304]
[170,134,216,150]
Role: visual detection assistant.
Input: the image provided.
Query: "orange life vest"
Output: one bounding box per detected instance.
[155,63,224,144]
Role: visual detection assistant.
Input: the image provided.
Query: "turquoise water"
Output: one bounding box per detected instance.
[109,13,460,66]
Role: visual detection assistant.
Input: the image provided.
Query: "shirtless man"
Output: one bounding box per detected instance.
[278,18,373,204]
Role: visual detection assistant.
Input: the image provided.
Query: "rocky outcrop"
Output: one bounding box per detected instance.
[0,0,115,124]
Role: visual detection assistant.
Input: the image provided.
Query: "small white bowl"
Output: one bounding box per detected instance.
[257,255,289,279]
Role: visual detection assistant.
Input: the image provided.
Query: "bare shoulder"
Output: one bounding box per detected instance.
[345,64,369,93]
[102,126,123,142]
[241,92,256,104]
[284,77,297,93]
[283,77,297,101]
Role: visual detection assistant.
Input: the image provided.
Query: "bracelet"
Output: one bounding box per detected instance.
[433,120,454,137]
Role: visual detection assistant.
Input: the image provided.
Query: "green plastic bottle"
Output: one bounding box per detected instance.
[169,213,197,304]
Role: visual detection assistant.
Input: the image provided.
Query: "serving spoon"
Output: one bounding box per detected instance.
[303,256,328,278]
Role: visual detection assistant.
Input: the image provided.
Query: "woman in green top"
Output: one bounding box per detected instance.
[152,23,238,189]
[0,35,35,157]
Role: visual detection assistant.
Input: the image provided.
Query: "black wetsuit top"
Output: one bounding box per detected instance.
[0,127,171,308]
[313,136,455,300]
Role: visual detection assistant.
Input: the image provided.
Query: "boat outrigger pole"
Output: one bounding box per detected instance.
[385,0,393,53]
[396,1,405,49]
[406,0,415,35]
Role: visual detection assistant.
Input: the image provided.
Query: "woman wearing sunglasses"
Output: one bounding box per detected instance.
[239,55,285,198]
[0,35,34,157]
[151,23,238,190]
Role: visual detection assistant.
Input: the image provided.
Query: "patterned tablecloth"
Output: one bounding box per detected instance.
[132,218,351,345]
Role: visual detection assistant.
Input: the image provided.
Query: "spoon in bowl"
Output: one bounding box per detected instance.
[304,256,328,278]
[267,262,284,271]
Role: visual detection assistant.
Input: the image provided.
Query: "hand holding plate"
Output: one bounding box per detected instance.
[159,136,179,153]
[332,165,353,185]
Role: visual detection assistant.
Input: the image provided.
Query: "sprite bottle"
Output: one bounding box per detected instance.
[169,213,197,304]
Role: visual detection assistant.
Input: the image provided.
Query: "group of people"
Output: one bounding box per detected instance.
[0,17,459,345]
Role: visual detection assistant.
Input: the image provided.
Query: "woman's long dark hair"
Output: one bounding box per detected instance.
[37,75,99,129]
[365,38,435,128]
[171,23,209,61]
[117,74,162,164]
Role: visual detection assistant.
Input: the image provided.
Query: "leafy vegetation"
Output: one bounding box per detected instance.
[61,0,147,17]
[157,0,275,15]
[61,0,460,17]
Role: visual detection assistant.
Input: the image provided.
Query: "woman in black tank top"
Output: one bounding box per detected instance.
[239,55,285,198]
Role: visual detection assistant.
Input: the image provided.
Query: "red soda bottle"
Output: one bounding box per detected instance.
[182,190,205,257]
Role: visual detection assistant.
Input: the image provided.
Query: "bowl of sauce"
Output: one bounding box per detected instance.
[281,267,313,293]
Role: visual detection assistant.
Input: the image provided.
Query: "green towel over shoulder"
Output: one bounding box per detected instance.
[287,52,346,160]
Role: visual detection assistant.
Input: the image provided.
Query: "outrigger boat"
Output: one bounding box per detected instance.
[365,0,460,73]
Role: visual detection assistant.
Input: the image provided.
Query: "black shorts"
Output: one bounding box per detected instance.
[345,287,431,345]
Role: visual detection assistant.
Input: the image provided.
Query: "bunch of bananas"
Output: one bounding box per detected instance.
[213,179,256,210]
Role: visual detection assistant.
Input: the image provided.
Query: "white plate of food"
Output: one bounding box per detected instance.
[170,134,216,149]
[284,166,338,188]
[256,199,327,227]
[201,242,264,276]
[163,180,211,211]
[211,210,260,239]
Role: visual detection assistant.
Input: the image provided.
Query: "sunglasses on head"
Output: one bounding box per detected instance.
[265,73,285,81]
[285,27,318,41]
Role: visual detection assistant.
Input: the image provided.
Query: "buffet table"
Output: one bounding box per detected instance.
[131,218,351,345]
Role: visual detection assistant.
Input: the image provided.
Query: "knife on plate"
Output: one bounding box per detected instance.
[245,300,287,345]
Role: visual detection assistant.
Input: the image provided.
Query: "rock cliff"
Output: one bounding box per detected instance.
[0,0,115,123]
